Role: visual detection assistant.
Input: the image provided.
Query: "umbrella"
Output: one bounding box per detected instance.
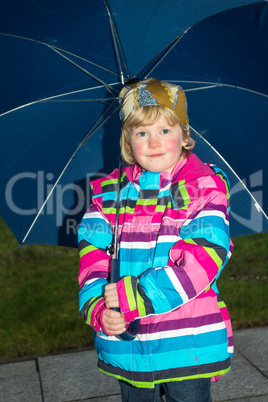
[0,0,268,248]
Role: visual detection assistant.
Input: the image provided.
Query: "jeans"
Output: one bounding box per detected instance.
[118,378,212,402]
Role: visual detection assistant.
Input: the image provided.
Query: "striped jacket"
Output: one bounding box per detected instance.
[78,153,234,388]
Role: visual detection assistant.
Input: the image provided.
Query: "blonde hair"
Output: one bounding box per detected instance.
[120,105,195,165]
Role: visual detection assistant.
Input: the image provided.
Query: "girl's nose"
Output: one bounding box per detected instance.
[148,134,161,148]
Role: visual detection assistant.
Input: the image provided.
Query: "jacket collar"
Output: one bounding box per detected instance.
[125,153,215,186]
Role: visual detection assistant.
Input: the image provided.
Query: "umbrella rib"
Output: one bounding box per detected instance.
[139,0,268,79]
[151,0,268,82]
[104,7,124,85]
[185,84,220,92]
[0,82,121,117]
[158,80,268,99]
[20,142,85,246]
[133,37,178,79]
[0,32,120,89]
[167,79,268,99]
[191,126,268,221]
[184,82,268,98]
[42,98,116,103]
[0,32,118,76]
[20,101,121,246]
[81,100,121,144]
[48,45,119,77]
[103,0,130,83]
[212,83,268,99]
[142,31,190,79]
[48,46,115,96]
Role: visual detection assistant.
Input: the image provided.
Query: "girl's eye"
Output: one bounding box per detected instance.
[137,131,147,137]
[161,129,170,134]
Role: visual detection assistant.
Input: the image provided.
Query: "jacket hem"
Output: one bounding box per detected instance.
[97,357,231,388]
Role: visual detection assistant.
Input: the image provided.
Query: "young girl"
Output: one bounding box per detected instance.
[78,78,234,402]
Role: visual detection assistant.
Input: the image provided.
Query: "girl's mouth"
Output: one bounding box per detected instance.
[150,154,164,158]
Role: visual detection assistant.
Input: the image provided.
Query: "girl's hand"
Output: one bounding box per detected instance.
[104,283,119,309]
[103,284,126,335]
[102,308,126,335]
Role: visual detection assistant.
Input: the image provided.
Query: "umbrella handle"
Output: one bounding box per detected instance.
[110,259,140,341]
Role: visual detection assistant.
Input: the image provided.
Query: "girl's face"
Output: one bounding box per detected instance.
[129,115,187,173]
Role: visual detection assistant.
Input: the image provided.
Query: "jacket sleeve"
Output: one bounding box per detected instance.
[78,198,113,333]
[116,175,233,323]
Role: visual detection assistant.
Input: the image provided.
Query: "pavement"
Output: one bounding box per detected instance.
[0,327,267,402]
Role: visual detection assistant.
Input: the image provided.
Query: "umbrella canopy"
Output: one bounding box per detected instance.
[0,0,267,247]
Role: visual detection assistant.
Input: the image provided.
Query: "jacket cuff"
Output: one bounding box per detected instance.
[117,276,153,323]
[86,297,107,333]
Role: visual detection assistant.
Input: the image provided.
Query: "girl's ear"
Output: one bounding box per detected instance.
[182,132,189,148]
[182,128,192,148]
[182,138,188,148]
